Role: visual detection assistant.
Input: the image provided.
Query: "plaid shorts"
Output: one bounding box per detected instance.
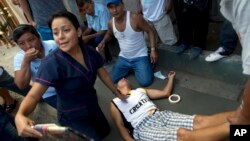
[133,110,195,141]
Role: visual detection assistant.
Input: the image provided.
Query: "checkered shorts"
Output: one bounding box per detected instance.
[133,110,195,141]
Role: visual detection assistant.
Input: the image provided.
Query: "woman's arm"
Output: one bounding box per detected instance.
[97,67,127,99]
[97,67,118,95]
[15,82,48,138]
[110,103,135,141]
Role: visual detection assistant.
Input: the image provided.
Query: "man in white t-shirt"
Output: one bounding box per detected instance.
[13,24,58,108]
[138,0,177,46]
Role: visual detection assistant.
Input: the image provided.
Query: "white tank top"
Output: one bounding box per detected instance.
[112,11,148,59]
[112,88,157,128]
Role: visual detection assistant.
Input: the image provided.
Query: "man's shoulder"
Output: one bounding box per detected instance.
[130,12,143,20]
[95,2,106,10]
[14,50,25,60]
[42,40,57,49]
[95,2,109,14]
[42,40,56,45]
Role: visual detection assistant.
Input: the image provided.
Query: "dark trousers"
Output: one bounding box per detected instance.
[219,20,238,55]
[173,0,210,49]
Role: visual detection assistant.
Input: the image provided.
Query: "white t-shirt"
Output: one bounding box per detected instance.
[140,0,166,21]
[13,40,57,98]
[112,88,157,128]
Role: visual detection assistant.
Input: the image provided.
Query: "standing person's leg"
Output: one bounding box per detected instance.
[192,7,209,50]
[154,14,177,46]
[219,20,238,55]
[174,1,193,54]
[190,3,210,59]
[132,56,154,87]
[173,0,184,43]
[205,20,238,62]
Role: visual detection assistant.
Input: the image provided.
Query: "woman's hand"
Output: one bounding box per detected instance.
[15,114,43,138]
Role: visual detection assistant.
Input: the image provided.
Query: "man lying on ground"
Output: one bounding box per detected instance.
[111,71,234,141]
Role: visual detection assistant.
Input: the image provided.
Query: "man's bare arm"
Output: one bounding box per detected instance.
[131,13,157,64]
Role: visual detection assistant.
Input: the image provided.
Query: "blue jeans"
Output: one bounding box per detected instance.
[111,56,154,87]
[0,66,30,96]
[219,20,238,55]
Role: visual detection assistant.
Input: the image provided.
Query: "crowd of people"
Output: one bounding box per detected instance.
[0,0,250,140]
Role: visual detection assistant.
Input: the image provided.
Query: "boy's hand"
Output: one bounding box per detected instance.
[168,71,176,79]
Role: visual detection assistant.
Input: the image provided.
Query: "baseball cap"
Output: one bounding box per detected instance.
[105,0,122,6]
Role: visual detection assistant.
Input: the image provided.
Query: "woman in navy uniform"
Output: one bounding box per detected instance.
[15,11,122,141]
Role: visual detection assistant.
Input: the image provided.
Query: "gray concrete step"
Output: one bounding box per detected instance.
[158,44,247,86]
[159,69,244,101]
[156,44,247,101]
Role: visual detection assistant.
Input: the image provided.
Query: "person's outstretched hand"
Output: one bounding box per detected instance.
[15,114,43,138]
[168,71,176,79]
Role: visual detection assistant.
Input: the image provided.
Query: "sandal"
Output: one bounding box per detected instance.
[4,100,17,113]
